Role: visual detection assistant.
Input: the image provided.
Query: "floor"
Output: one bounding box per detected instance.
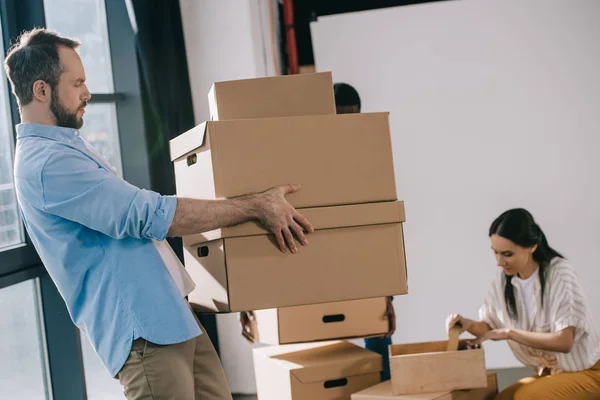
[231,367,533,399]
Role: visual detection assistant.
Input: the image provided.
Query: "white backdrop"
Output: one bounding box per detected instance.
[311,0,600,369]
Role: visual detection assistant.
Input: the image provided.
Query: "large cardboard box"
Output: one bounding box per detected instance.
[183,201,408,312]
[208,72,336,121]
[351,373,498,400]
[389,340,488,395]
[254,341,382,400]
[252,297,389,345]
[170,112,397,209]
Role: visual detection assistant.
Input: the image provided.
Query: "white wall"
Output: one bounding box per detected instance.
[179,0,279,393]
[311,0,600,369]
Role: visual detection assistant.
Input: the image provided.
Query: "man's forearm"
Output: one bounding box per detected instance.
[167,196,259,237]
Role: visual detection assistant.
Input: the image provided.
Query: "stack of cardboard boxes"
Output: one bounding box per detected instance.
[170,72,496,400]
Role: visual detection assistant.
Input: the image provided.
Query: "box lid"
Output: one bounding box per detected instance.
[255,341,382,384]
[183,201,405,246]
[170,122,208,162]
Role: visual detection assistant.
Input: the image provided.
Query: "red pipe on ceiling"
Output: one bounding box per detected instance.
[283,0,299,74]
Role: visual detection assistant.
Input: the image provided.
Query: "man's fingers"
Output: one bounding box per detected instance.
[294,211,314,233]
[274,231,287,253]
[283,183,301,195]
[282,227,297,253]
[290,221,308,246]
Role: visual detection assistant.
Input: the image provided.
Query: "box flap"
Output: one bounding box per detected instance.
[170,122,208,161]
[260,341,382,384]
[183,201,405,246]
[352,380,451,399]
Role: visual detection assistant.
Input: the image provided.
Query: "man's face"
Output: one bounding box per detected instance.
[336,105,360,115]
[50,46,91,129]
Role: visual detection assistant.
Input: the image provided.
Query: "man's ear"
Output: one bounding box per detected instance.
[32,80,50,102]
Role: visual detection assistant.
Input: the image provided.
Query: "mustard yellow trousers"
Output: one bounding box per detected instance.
[496,360,600,400]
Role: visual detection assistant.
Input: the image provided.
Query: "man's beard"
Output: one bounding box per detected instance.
[50,90,85,129]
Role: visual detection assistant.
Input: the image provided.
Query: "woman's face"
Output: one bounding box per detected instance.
[490,234,537,277]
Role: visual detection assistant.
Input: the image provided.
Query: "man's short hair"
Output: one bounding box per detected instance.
[333,82,361,112]
[4,28,80,107]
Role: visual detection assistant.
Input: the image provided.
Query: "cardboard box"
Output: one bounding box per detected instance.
[208,72,335,121]
[183,201,408,312]
[253,341,382,400]
[351,373,498,400]
[170,112,397,209]
[252,297,389,345]
[389,340,488,395]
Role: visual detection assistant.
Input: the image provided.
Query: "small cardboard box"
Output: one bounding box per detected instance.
[208,72,336,121]
[170,112,397,209]
[351,373,498,400]
[389,340,488,395]
[183,201,408,312]
[252,297,389,345]
[253,341,382,400]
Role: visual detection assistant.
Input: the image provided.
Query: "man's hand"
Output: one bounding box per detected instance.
[469,328,511,347]
[240,311,256,344]
[384,296,396,338]
[253,184,314,253]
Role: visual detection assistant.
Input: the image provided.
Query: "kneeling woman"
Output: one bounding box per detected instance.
[446,208,600,399]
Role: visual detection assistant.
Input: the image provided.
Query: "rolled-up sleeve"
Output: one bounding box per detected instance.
[478,277,505,330]
[41,151,177,240]
[549,267,589,342]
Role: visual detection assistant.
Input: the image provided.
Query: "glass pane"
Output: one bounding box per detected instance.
[0,280,49,399]
[44,0,115,93]
[0,14,25,250]
[80,103,123,178]
[80,332,125,400]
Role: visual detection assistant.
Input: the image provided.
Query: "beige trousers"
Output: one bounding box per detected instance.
[117,308,232,400]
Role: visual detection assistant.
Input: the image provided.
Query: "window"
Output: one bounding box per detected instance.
[0,15,25,250]
[0,280,49,400]
[44,0,124,177]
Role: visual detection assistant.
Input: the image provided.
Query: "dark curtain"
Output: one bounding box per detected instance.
[128,0,220,354]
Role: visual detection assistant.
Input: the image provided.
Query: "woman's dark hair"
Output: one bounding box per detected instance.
[489,208,564,320]
[333,82,361,111]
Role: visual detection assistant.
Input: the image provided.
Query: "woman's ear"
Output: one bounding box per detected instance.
[530,244,538,254]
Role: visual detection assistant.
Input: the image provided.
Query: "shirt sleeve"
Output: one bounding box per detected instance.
[478,275,505,330]
[548,263,589,342]
[40,150,177,240]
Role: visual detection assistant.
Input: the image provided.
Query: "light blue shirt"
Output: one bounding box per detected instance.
[14,123,201,377]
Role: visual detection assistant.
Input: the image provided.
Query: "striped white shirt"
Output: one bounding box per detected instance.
[479,257,600,374]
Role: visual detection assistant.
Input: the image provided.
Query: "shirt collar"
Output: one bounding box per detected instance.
[16,123,80,143]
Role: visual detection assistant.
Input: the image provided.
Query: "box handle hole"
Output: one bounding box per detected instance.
[197,246,209,258]
[187,153,197,166]
[324,378,348,389]
[323,314,345,323]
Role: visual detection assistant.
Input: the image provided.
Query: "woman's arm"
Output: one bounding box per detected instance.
[470,326,575,353]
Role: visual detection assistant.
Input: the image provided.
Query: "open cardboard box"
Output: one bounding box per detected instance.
[183,201,408,312]
[389,340,488,395]
[251,297,389,345]
[253,341,382,400]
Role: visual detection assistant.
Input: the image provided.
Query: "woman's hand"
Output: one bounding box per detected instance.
[469,328,511,346]
[445,313,473,334]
